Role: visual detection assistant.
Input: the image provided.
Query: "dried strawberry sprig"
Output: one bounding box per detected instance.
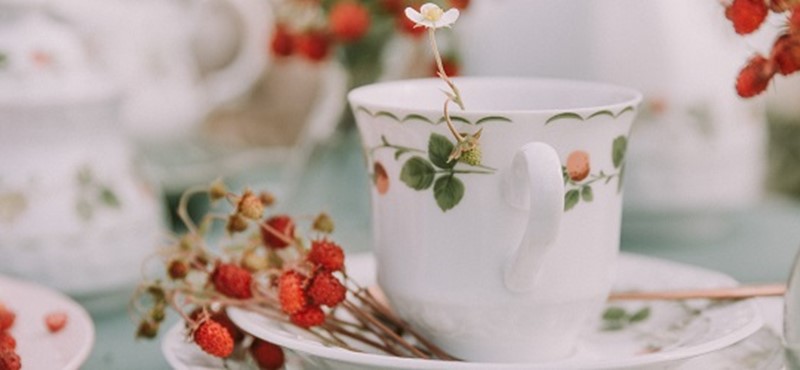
[725,0,800,97]
[131,180,457,364]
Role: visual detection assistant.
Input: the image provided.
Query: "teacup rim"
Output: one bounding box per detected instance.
[347,77,643,116]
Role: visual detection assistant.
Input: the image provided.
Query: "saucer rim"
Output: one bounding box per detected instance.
[227,252,763,369]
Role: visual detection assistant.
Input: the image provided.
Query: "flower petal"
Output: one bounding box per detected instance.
[404,7,425,24]
[438,9,460,28]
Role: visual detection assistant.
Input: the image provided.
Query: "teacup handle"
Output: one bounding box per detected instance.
[504,142,565,293]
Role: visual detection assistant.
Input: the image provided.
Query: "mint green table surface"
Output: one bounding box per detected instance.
[81,132,800,369]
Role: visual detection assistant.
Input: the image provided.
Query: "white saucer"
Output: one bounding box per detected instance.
[173,253,764,369]
[0,275,95,370]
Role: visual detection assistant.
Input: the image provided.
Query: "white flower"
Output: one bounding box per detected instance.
[404,3,459,29]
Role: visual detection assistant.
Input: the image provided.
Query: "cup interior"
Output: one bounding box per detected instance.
[348,77,642,114]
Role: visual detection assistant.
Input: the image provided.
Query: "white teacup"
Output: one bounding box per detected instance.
[349,77,641,363]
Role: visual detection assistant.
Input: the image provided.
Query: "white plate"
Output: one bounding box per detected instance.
[169,253,765,369]
[0,275,95,370]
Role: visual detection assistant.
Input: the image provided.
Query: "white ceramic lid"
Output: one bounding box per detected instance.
[0,3,116,105]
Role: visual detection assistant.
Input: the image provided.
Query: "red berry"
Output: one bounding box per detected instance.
[725,0,768,35]
[791,6,800,34]
[448,0,470,10]
[188,308,245,344]
[307,240,345,272]
[307,271,346,307]
[211,263,254,299]
[193,320,234,358]
[0,305,14,332]
[330,2,371,42]
[772,34,800,75]
[261,215,295,249]
[278,271,308,315]
[566,150,591,182]
[45,312,68,333]
[295,32,331,61]
[0,348,20,370]
[736,55,777,97]
[0,333,15,351]
[434,58,460,77]
[250,339,285,370]
[168,260,188,280]
[270,24,294,57]
[397,14,426,38]
[289,306,325,328]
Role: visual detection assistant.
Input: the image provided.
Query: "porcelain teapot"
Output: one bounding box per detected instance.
[52,0,270,142]
[0,2,163,300]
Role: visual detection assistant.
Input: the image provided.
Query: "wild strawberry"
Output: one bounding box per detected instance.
[736,55,777,97]
[725,0,768,35]
[330,2,371,42]
[312,212,335,234]
[189,308,245,344]
[289,306,325,328]
[278,271,308,315]
[262,215,295,249]
[373,162,389,195]
[211,263,254,299]
[307,240,345,272]
[772,34,800,75]
[271,24,294,57]
[790,6,800,34]
[0,305,14,332]
[295,31,331,62]
[227,214,249,234]
[566,151,591,182]
[0,333,14,350]
[250,339,285,370]
[307,271,346,307]
[397,14,426,38]
[45,312,68,333]
[448,0,470,10]
[237,190,264,220]
[0,348,20,370]
[193,319,234,358]
[168,260,188,280]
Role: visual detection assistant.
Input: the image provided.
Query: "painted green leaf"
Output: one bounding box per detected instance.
[438,116,471,125]
[428,133,456,169]
[616,106,635,117]
[564,189,580,211]
[475,116,512,125]
[581,186,594,202]
[394,149,407,160]
[99,187,120,208]
[400,157,435,190]
[546,112,583,125]
[356,106,373,116]
[587,110,615,120]
[376,111,400,121]
[602,307,626,321]
[381,135,389,146]
[618,164,626,193]
[629,307,651,323]
[433,175,465,212]
[612,136,628,169]
[402,114,433,124]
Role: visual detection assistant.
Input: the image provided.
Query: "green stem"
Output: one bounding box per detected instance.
[570,172,618,187]
[369,144,425,156]
[436,169,495,175]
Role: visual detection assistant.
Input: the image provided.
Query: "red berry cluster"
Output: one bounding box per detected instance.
[278,239,347,328]
[0,303,19,370]
[726,0,800,97]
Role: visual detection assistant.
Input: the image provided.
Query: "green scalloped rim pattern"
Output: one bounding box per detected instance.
[355,106,512,125]
[546,106,636,125]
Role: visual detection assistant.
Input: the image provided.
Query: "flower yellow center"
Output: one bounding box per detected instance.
[422,6,443,22]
